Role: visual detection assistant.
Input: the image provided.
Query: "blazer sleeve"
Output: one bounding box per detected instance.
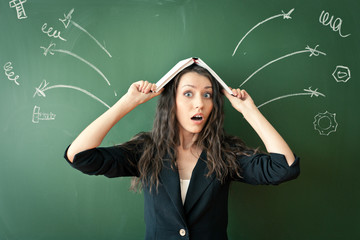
[64,144,141,178]
[233,152,300,185]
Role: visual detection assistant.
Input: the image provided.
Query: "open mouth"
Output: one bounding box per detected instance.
[191,115,203,121]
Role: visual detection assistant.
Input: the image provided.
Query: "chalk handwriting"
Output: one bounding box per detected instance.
[32,105,56,124]
[33,80,110,109]
[239,45,326,87]
[3,62,20,85]
[9,0,27,19]
[59,8,74,29]
[40,43,111,85]
[257,87,326,109]
[313,111,338,136]
[41,23,67,41]
[332,65,351,83]
[232,8,295,56]
[319,10,350,38]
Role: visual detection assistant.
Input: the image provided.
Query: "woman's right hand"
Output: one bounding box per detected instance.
[126,80,163,105]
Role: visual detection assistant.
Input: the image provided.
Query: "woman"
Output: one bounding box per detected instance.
[65,64,300,240]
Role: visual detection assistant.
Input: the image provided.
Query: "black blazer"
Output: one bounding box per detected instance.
[65,145,300,240]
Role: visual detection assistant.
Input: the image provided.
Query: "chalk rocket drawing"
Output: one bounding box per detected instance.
[232,8,295,57]
[59,8,112,58]
[32,105,56,123]
[239,45,326,87]
[257,87,326,109]
[33,80,110,109]
[9,0,27,20]
[40,42,111,86]
[313,111,338,136]
[332,65,351,83]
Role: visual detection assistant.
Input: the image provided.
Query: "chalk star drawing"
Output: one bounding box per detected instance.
[59,8,112,58]
[232,8,295,56]
[239,45,326,87]
[257,87,326,109]
[313,111,338,136]
[40,42,111,86]
[332,65,351,83]
[33,80,110,109]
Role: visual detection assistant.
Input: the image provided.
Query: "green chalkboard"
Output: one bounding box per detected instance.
[1,0,359,239]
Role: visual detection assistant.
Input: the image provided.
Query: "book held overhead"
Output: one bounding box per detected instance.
[155,57,233,95]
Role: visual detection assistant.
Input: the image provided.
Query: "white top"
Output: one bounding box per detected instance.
[180,179,190,205]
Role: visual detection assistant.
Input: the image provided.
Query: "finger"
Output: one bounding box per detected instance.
[240,89,246,99]
[231,88,238,97]
[137,80,145,92]
[143,82,153,93]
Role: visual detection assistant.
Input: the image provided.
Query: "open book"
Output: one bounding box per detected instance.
[155,57,233,95]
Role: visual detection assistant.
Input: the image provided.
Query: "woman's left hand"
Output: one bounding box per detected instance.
[223,88,257,115]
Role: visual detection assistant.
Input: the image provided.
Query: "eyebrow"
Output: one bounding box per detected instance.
[181,84,213,89]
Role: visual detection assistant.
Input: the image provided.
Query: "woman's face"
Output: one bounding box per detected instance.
[175,72,214,136]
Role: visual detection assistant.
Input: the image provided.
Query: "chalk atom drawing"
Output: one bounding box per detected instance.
[313,111,338,136]
[9,0,27,19]
[232,8,295,56]
[33,80,110,109]
[40,43,111,86]
[240,45,326,87]
[32,106,56,124]
[332,65,351,83]
[257,87,326,109]
[3,62,20,85]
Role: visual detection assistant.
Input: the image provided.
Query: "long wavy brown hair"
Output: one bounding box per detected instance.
[122,64,255,191]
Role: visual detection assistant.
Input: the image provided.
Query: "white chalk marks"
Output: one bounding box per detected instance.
[3,62,20,85]
[313,111,338,136]
[239,45,326,87]
[41,23,67,42]
[9,0,27,20]
[232,8,295,57]
[257,87,326,109]
[32,106,56,124]
[332,65,351,83]
[319,10,350,38]
[33,80,110,109]
[59,9,112,58]
[40,42,111,86]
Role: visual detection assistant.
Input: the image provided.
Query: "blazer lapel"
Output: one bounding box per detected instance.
[159,157,187,224]
[184,150,215,214]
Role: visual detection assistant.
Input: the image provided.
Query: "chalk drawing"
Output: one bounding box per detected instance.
[257,87,326,109]
[59,8,112,58]
[332,65,351,83]
[59,8,74,29]
[41,23,67,42]
[9,0,27,19]
[232,8,294,57]
[3,62,20,85]
[239,45,326,87]
[33,80,110,109]
[32,105,56,124]
[40,43,111,86]
[319,10,350,38]
[313,111,338,136]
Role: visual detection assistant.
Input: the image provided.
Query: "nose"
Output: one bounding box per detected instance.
[194,94,204,109]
